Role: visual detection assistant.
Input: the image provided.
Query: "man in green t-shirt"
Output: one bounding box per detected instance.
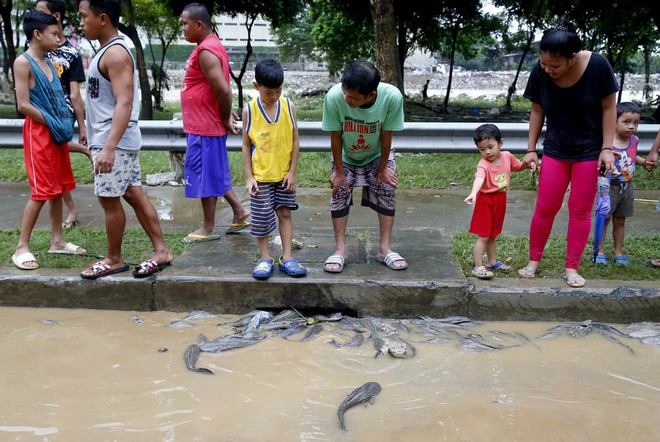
[321,60,407,273]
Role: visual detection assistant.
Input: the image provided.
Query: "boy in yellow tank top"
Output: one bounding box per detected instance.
[241,59,305,280]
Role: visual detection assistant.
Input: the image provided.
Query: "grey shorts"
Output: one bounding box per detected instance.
[608,181,634,218]
[330,151,396,218]
[92,147,142,197]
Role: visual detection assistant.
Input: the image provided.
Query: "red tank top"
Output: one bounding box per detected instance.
[181,34,230,136]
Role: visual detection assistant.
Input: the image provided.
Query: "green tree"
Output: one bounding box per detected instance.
[133,0,180,111]
[167,0,304,111]
[494,0,550,112]
[119,0,153,119]
[428,0,488,112]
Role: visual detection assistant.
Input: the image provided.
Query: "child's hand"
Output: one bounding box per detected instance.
[282,172,297,192]
[464,193,477,205]
[246,178,258,196]
[644,160,655,172]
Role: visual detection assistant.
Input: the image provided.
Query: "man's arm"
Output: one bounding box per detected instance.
[330,131,348,196]
[14,56,46,124]
[69,80,87,145]
[93,45,135,174]
[198,49,237,134]
[376,129,398,187]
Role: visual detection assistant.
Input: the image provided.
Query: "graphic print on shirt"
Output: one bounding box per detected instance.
[88,77,99,100]
[494,172,509,191]
[343,117,381,153]
[613,151,634,182]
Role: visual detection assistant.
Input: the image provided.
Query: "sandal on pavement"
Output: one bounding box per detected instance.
[486,260,511,272]
[471,266,494,280]
[252,258,275,280]
[613,255,629,265]
[80,261,129,280]
[375,252,408,270]
[225,220,251,234]
[278,256,307,277]
[62,219,79,229]
[12,252,39,270]
[564,274,586,288]
[47,242,86,255]
[594,254,608,265]
[133,259,172,278]
[181,233,222,244]
[323,254,345,273]
[518,266,538,278]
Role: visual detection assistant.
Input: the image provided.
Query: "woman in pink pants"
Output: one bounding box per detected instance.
[520,20,618,287]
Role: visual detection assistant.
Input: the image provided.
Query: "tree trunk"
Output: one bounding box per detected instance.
[443,28,458,112]
[505,27,535,112]
[120,0,152,120]
[617,70,625,104]
[0,2,16,80]
[396,12,407,96]
[370,0,402,92]
[228,15,255,114]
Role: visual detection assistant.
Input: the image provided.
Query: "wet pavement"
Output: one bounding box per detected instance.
[1,182,659,321]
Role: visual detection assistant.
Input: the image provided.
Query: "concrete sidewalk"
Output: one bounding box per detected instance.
[1,183,659,322]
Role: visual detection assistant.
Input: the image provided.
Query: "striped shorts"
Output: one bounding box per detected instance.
[250,181,298,238]
[330,151,396,218]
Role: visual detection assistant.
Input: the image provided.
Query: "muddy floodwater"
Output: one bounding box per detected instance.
[0,307,658,441]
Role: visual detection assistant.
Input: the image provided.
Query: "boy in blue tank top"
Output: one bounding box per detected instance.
[241,59,305,280]
[12,10,85,271]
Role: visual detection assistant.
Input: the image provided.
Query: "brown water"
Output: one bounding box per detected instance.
[0,307,658,441]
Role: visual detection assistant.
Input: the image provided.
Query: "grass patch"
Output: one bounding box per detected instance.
[451,229,660,281]
[1,227,187,269]
[1,149,658,191]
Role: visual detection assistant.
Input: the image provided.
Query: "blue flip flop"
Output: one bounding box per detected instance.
[278,256,307,277]
[252,258,275,280]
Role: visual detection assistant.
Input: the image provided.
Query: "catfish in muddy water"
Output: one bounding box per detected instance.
[337,382,382,431]
[183,344,213,375]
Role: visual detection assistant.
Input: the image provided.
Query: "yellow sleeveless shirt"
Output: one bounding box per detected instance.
[246,97,295,182]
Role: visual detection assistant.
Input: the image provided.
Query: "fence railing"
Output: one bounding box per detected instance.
[1,119,658,154]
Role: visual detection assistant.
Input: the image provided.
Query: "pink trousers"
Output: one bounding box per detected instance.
[529,156,598,270]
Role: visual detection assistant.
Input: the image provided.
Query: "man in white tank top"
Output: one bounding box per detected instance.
[78,0,173,279]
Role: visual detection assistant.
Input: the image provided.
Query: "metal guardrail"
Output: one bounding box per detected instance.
[1,119,658,154]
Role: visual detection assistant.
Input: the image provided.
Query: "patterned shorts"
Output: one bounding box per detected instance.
[250,181,298,238]
[330,151,396,218]
[92,147,142,197]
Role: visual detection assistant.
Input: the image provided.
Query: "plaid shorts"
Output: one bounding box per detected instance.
[330,151,396,218]
[92,147,142,197]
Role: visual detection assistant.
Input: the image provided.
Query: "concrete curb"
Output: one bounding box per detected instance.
[2,272,657,321]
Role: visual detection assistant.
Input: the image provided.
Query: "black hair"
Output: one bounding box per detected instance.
[183,2,212,28]
[341,60,380,96]
[37,0,67,22]
[254,59,284,89]
[23,10,58,40]
[539,18,582,58]
[84,0,121,28]
[616,102,641,118]
[473,123,502,144]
